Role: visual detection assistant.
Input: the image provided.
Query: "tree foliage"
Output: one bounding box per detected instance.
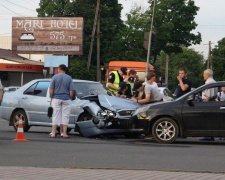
[119,0,202,64]
[107,6,150,62]
[149,0,202,56]
[212,38,225,81]
[156,47,205,91]
[68,59,96,81]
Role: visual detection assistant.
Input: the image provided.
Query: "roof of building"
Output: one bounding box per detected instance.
[0,48,44,65]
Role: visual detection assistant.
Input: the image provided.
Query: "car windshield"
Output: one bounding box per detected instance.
[73,82,107,98]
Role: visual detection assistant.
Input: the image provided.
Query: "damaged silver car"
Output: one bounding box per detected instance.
[0,79,141,137]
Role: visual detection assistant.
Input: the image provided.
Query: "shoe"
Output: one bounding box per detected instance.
[49,133,56,138]
[60,133,64,137]
[199,137,214,141]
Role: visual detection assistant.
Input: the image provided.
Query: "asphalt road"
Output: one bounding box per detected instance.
[1,118,225,173]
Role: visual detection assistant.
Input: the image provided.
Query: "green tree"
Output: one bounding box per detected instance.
[149,0,201,58]
[68,59,96,81]
[156,47,205,91]
[107,6,150,62]
[37,0,124,80]
[212,38,225,81]
[118,0,202,64]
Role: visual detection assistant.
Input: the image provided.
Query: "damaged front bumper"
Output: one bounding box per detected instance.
[76,116,144,137]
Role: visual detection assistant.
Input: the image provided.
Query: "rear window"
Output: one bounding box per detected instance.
[24,81,50,97]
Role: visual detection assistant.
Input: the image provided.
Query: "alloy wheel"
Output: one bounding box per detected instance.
[155,121,176,141]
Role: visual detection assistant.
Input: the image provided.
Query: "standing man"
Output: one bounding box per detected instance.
[200,69,217,141]
[174,68,192,98]
[106,67,127,94]
[49,64,74,138]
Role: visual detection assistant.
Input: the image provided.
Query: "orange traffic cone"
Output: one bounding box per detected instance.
[12,116,29,142]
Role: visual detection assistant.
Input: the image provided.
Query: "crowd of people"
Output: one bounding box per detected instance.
[106,67,225,105]
[107,67,163,104]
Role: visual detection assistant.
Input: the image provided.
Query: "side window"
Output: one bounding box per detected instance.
[24,83,38,95]
[33,81,50,97]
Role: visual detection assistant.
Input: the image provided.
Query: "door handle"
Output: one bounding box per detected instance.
[220,107,225,110]
[22,97,28,100]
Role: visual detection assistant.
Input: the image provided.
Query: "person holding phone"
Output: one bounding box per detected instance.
[174,68,192,98]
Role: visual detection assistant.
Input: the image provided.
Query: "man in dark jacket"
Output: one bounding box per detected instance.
[116,82,132,99]
[174,68,192,98]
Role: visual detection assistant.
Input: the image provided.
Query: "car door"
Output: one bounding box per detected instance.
[20,81,51,125]
[216,100,225,133]
[182,91,220,134]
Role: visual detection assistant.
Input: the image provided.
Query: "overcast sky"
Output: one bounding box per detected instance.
[0,0,225,59]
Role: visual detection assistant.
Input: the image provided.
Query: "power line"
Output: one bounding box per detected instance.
[3,0,37,12]
[28,0,40,3]
[0,4,23,16]
[22,0,39,8]
[198,25,225,26]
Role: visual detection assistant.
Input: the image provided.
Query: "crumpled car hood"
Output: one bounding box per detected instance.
[98,95,140,111]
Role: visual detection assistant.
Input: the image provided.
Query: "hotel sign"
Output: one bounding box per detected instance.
[12,17,83,55]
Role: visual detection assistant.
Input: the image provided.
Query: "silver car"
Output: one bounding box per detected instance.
[0,79,141,137]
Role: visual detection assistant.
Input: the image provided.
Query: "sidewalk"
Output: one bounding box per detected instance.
[0,166,225,180]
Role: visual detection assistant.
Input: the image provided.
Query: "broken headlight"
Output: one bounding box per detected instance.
[137,111,150,119]
[98,110,116,118]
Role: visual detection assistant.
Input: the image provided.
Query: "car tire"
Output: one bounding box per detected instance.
[78,113,92,122]
[152,117,179,144]
[12,110,30,132]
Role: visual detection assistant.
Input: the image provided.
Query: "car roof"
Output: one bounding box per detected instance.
[34,79,99,83]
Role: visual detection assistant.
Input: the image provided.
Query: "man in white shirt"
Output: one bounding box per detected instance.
[202,69,217,102]
[131,72,162,104]
[200,69,217,141]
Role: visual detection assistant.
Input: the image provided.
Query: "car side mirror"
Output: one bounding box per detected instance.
[187,95,194,106]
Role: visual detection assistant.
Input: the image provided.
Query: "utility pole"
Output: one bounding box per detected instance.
[208,41,213,70]
[145,0,157,76]
[204,41,214,70]
[96,11,101,82]
[87,0,100,72]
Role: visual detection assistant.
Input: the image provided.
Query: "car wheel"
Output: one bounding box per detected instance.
[152,118,179,144]
[78,113,92,121]
[12,110,30,132]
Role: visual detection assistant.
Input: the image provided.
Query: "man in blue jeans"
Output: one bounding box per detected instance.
[49,64,74,138]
